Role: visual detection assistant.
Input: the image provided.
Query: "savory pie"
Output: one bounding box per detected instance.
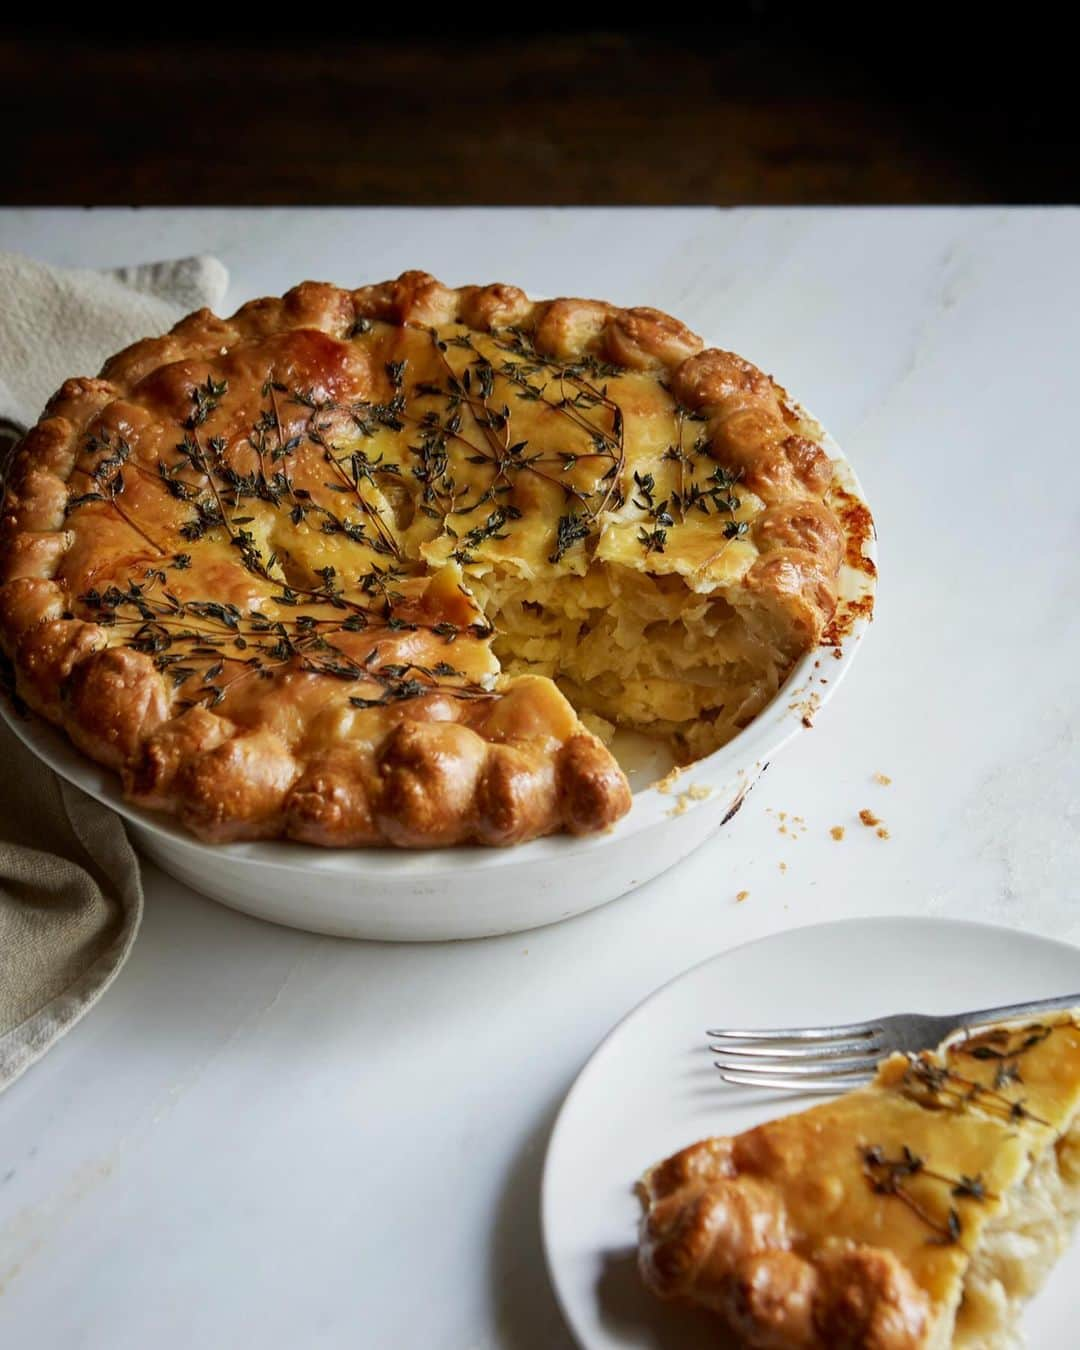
[0,271,849,846]
[639,1014,1080,1348]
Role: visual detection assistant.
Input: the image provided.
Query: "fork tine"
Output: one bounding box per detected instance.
[707,1039,882,1062]
[706,1023,877,1042]
[713,1054,881,1078]
[717,1068,875,1091]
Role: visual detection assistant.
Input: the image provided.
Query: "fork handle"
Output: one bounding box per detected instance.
[953,993,1080,1030]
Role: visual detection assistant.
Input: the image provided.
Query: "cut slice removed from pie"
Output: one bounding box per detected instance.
[638,1013,1080,1348]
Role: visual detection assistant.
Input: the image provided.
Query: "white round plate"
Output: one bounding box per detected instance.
[542,916,1080,1348]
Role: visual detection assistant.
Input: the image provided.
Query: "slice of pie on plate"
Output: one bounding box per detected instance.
[0,271,862,846]
[639,1013,1080,1348]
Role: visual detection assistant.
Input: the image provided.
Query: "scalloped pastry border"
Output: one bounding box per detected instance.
[0,271,842,848]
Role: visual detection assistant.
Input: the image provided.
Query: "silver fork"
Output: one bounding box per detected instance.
[708,993,1080,1093]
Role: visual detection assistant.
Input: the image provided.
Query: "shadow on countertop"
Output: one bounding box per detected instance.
[489,1088,734,1349]
[490,1094,577,1349]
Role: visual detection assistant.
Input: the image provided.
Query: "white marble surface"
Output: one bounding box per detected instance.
[0,208,1077,1348]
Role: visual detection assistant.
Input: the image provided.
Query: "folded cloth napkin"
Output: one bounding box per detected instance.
[0,250,228,430]
[0,250,229,1092]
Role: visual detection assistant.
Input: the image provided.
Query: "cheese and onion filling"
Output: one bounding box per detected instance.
[950,1119,1080,1349]
[474,561,801,762]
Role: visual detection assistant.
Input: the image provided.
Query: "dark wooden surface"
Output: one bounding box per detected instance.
[1,19,1075,206]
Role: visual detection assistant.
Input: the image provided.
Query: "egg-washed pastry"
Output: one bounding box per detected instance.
[0,272,851,846]
[639,1014,1080,1347]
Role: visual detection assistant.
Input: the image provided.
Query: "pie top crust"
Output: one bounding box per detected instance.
[638,1015,1080,1348]
[0,271,846,847]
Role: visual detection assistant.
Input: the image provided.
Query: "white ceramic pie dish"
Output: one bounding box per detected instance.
[1,447,875,942]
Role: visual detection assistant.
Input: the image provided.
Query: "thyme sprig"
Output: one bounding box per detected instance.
[62,315,752,714]
[550,512,591,564]
[954,1023,1053,1063]
[304,390,404,560]
[77,567,490,712]
[67,431,166,555]
[486,327,627,545]
[860,1146,983,1247]
[348,657,493,710]
[903,1053,1053,1129]
[420,327,604,541]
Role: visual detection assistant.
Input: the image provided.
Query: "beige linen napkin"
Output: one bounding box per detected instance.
[0,250,229,1092]
[0,250,228,429]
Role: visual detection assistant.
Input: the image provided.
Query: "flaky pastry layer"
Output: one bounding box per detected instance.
[0,272,844,846]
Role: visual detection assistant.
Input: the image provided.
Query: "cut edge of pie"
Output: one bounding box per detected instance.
[0,271,870,848]
[638,1013,1080,1349]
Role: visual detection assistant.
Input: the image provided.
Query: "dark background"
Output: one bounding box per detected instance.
[1,11,1076,206]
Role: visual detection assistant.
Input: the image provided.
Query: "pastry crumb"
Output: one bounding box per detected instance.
[653,766,682,795]
[768,807,807,839]
[858,808,890,838]
[666,784,711,817]
[830,825,845,841]
[788,690,821,728]
[735,889,750,903]
[779,861,788,874]
[873,772,892,786]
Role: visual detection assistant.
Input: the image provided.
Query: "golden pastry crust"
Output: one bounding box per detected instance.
[639,1015,1080,1348]
[0,272,845,847]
